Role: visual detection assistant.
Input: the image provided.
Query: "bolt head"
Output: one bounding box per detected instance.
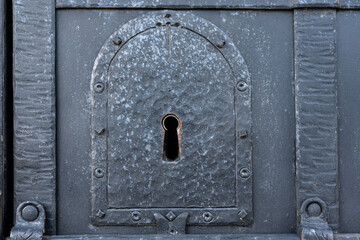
[93,82,104,93]
[238,209,248,219]
[307,202,322,217]
[239,168,251,178]
[237,81,248,91]
[202,212,213,222]
[131,211,141,221]
[21,204,39,222]
[94,168,104,178]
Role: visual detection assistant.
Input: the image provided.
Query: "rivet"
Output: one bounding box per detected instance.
[21,204,39,222]
[93,82,104,93]
[131,211,142,221]
[95,127,105,135]
[169,226,178,235]
[94,168,104,178]
[164,13,171,18]
[166,211,176,221]
[112,36,122,45]
[239,129,248,138]
[202,212,213,222]
[307,202,322,217]
[237,81,248,92]
[238,209,248,219]
[239,168,251,179]
[96,209,105,218]
[216,40,226,49]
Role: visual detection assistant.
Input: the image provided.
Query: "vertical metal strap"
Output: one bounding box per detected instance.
[294,10,338,231]
[13,0,56,234]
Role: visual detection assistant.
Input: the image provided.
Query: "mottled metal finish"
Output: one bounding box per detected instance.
[300,198,333,240]
[55,0,360,9]
[13,0,56,234]
[154,212,188,234]
[10,201,45,240]
[45,234,301,240]
[91,11,252,227]
[294,10,338,230]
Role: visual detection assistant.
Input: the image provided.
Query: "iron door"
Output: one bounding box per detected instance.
[4,0,360,239]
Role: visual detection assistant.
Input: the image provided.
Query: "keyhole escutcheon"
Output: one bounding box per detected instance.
[161,113,181,161]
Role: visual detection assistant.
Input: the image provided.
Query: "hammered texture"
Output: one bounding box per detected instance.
[295,10,338,230]
[107,26,236,208]
[13,0,56,234]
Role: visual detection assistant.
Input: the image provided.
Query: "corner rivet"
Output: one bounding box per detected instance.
[239,168,251,179]
[96,209,105,218]
[202,212,213,222]
[21,204,39,222]
[238,209,248,219]
[93,82,104,93]
[131,211,142,221]
[237,81,248,92]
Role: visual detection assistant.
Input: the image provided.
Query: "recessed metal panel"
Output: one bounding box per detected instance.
[90,11,252,226]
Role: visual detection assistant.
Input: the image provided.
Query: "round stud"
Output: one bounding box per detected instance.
[93,82,104,93]
[94,168,104,178]
[22,204,39,222]
[131,211,142,221]
[202,212,213,222]
[237,81,248,92]
[307,202,322,217]
[239,168,251,178]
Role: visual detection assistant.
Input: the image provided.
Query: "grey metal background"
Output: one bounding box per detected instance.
[7,0,360,238]
[57,10,295,235]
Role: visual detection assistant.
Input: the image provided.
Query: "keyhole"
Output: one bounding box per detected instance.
[161,113,181,161]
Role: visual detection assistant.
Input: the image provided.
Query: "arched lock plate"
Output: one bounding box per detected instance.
[91,11,252,227]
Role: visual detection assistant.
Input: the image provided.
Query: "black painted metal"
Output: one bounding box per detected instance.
[6,0,360,239]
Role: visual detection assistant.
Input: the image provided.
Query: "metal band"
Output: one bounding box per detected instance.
[13,0,56,234]
[294,9,338,230]
[55,0,360,9]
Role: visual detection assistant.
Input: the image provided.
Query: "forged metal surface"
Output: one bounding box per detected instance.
[45,234,301,240]
[294,10,338,230]
[10,201,45,240]
[55,0,360,9]
[91,11,252,227]
[13,0,56,234]
[300,198,333,240]
[44,235,360,240]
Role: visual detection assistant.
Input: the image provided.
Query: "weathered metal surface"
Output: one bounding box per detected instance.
[55,0,360,9]
[0,0,3,236]
[154,212,189,234]
[43,235,360,240]
[337,11,360,233]
[45,234,301,240]
[300,198,333,240]
[91,10,252,227]
[57,10,295,234]
[10,201,45,240]
[294,10,338,230]
[13,0,56,234]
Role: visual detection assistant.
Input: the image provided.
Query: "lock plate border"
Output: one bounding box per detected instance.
[90,10,252,227]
